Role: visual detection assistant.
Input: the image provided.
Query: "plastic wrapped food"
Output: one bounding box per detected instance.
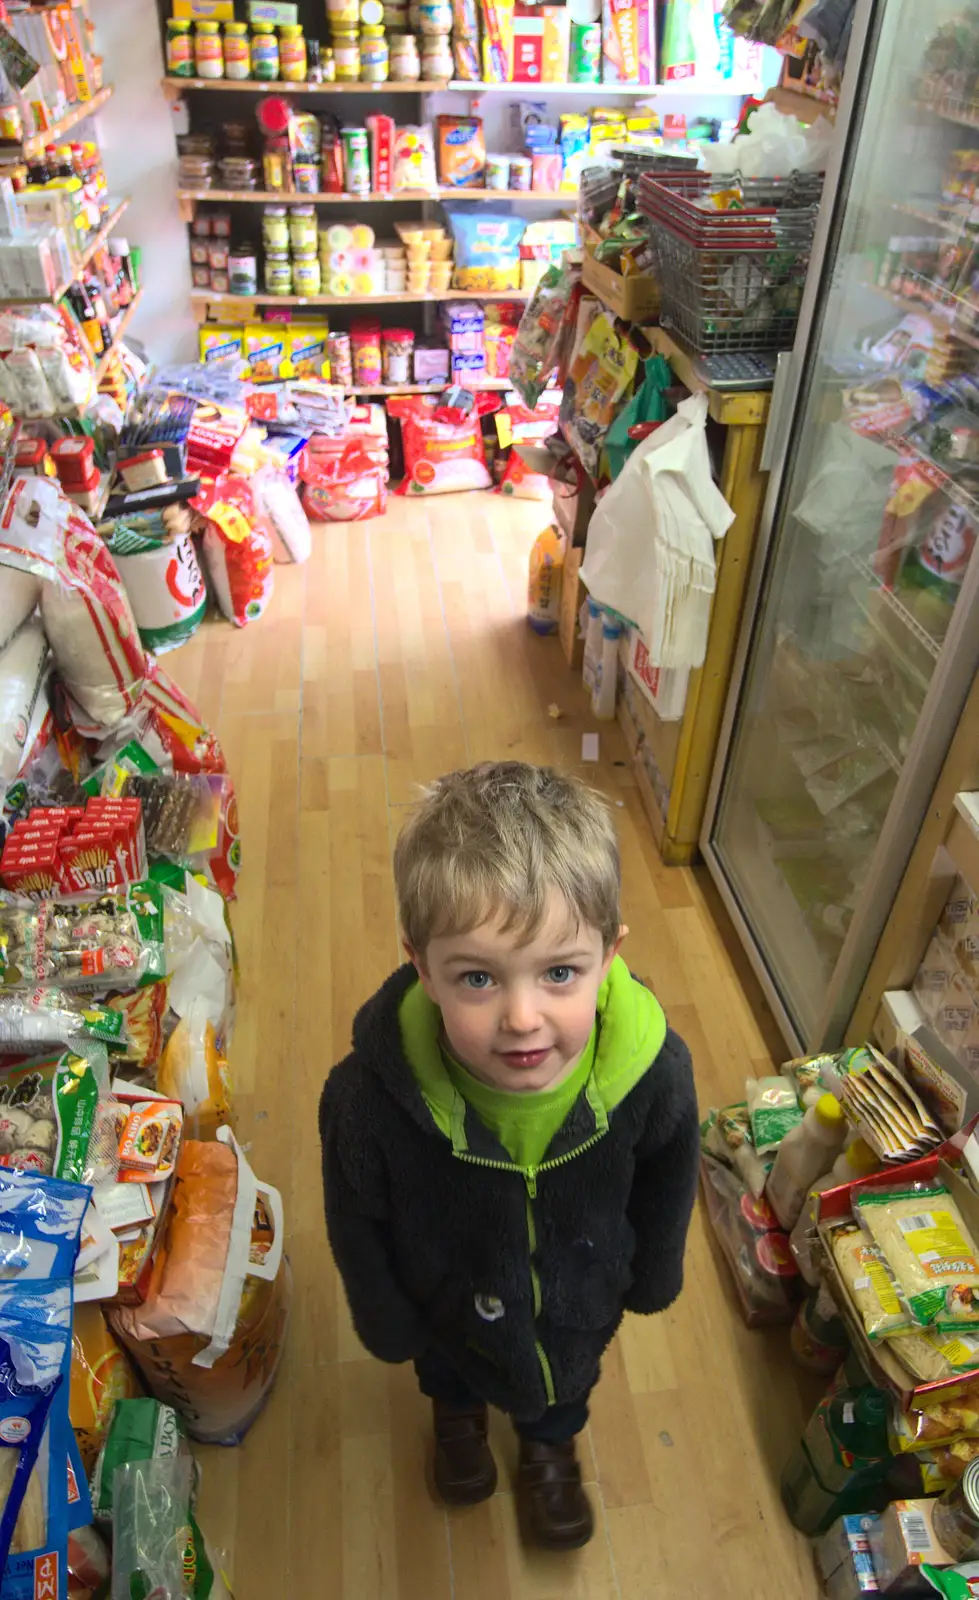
[508,264,571,410]
[192,477,274,628]
[701,1101,770,1198]
[0,1049,106,1185]
[747,1074,804,1159]
[699,1152,800,1326]
[0,1168,89,1279]
[892,1392,979,1454]
[250,466,311,565]
[855,1183,979,1329]
[157,1000,233,1142]
[0,992,126,1050]
[388,394,493,496]
[888,1326,979,1383]
[0,882,165,992]
[782,1052,839,1110]
[444,206,525,291]
[831,1221,911,1340]
[69,1304,144,1475]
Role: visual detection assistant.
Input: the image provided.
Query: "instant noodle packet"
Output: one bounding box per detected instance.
[855,1181,979,1329]
[831,1221,911,1340]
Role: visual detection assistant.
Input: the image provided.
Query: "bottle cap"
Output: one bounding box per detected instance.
[854,1389,888,1428]
[846,1137,877,1175]
[814,1093,844,1128]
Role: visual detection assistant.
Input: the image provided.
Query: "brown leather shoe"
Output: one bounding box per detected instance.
[517,1438,594,1550]
[431,1400,498,1506]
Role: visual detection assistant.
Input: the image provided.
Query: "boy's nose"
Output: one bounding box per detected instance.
[501,992,541,1034]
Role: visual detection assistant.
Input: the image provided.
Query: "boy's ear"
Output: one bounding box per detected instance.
[404,940,438,1000]
[602,924,629,977]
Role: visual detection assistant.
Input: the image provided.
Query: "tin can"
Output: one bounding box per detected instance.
[229,246,258,296]
[508,155,532,191]
[341,126,371,195]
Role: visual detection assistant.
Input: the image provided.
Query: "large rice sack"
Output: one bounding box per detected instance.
[104,522,207,653]
[0,616,47,787]
[108,1130,289,1445]
[192,478,274,628]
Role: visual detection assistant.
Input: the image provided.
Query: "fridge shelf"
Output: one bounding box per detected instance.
[890,200,977,237]
[916,96,979,132]
[848,552,941,667]
[866,279,979,355]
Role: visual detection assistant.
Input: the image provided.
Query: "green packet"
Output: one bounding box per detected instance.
[0,1043,106,1183]
[0,988,126,1048]
[920,1565,979,1597]
[82,738,161,798]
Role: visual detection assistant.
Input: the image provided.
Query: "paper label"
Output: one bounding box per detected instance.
[898,1210,979,1277]
[859,1248,901,1314]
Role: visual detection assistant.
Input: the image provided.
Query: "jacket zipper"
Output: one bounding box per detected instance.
[454,1128,607,1408]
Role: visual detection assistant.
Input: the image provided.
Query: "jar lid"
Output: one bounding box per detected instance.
[264,204,288,214]
[266,250,290,260]
[383,327,414,339]
[280,23,303,35]
[252,20,276,30]
[196,20,221,31]
[169,18,192,28]
[291,204,317,215]
[361,0,384,20]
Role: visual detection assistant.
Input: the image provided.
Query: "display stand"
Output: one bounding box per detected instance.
[615,325,771,866]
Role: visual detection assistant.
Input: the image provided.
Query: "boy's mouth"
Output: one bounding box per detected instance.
[497,1048,552,1069]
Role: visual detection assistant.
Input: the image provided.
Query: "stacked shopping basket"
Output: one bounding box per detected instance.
[638,170,824,356]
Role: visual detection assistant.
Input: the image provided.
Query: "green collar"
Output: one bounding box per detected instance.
[398,956,666,1155]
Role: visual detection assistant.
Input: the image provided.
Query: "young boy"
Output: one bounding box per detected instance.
[319,761,699,1550]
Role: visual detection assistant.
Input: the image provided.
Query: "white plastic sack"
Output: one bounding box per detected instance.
[0,568,40,653]
[581,394,734,671]
[251,467,312,565]
[0,616,47,785]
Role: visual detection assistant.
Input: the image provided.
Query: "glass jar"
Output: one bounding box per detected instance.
[262,205,289,251]
[382,1,408,23]
[935,1461,979,1561]
[418,0,452,32]
[360,26,388,81]
[420,35,452,77]
[292,255,322,296]
[351,321,383,385]
[251,23,280,79]
[326,0,360,25]
[194,21,224,78]
[223,23,250,78]
[320,47,336,81]
[264,251,292,294]
[289,205,318,253]
[228,245,258,296]
[279,25,307,81]
[166,19,193,77]
[382,327,414,385]
[332,29,361,80]
[389,33,420,79]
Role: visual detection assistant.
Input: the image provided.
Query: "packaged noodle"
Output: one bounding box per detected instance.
[831,1221,911,1339]
[890,1328,979,1384]
[855,1182,979,1329]
[746,1075,804,1159]
[781,1052,839,1110]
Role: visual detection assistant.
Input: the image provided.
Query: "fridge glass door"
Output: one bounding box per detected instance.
[710,0,979,1043]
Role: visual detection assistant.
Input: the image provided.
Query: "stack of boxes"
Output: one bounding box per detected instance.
[0,799,145,898]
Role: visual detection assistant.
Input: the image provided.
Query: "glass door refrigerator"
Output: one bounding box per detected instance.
[701,0,979,1053]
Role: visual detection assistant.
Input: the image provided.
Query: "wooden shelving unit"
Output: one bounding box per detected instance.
[163,76,448,95]
[191,286,529,320]
[0,85,114,160]
[95,288,144,382]
[179,187,567,206]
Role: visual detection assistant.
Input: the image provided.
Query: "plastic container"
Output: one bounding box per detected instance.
[264,252,292,294]
[279,24,307,80]
[788,1137,879,1286]
[765,1094,847,1232]
[934,1460,979,1561]
[352,322,383,385]
[591,617,622,718]
[361,26,389,80]
[328,331,353,385]
[382,327,414,384]
[223,22,250,78]
[389,33,420,78]
[421,35,452,76]
[195,21,224,77]
[327,0,360,23]
[167,19,194,77]
[781,1387,893,1537]
[289,206,318,253]
[251,22,280,79]
[790,1284,849,1375]
[581,598,603,690]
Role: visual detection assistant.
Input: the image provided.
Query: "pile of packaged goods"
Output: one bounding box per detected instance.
[0,451,288,1599]
[165,0,762,84]
[697,1024,979,1595]
[0,8,101,147]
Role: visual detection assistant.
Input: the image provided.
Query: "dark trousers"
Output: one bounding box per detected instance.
[414,1347,592,1444]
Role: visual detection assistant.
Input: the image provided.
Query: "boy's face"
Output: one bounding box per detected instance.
[408,890,625,1093]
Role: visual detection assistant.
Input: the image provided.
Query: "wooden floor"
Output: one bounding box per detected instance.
[173,491,823,1599]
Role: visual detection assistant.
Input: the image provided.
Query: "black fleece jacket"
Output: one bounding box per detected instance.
[319,964,699,1420]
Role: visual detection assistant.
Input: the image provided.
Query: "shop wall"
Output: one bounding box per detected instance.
[89,0,197,366]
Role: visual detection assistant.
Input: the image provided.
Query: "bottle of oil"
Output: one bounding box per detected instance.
[781,1386,892,1536]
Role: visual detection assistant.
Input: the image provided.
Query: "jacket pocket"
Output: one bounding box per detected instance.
[541,1230,635,1331]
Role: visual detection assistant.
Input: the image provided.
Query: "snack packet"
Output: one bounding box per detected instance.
[0,1049,106,1186]
[891,1391,979,1454]
[0,882,166,991]
[701,1101,770,1198]
[889,1327,979,1384]
[831,1221,911,1340]
[855,1182,979,1329]
[746,1075,804,1159]
[0,992,126,1051]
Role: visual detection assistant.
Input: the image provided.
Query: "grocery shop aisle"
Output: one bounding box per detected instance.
[173,491,822,1599]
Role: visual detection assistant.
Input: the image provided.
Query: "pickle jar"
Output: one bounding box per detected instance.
[194,21,224,77]
[166,19,193,76]
[264,251,292,294]
[251,22,280,79]
[223,22,250,78]
[262,204,289,251]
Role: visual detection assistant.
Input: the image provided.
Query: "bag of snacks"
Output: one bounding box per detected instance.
[892,1391,979,1454]
[157,999,233,1142]
[560,311,638,478]
[192,478,274,629]
[436,115,486,187]
[445,207,526,292]
[109,1130,290,1444]
[388,393,493,496]
[700,1102,771,1198]
[69,1304,144,1475]
[830,1221,911,1339]
[0,1048,108,1184]
[855,1182,979,1329]
[0,881,166,991]
[746,1075,804,1159]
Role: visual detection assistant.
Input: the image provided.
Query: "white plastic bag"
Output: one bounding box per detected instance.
[0,616,47,785]
[581,394,734,671]
[251,467,312,564]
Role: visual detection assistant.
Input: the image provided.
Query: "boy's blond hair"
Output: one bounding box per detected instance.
[394,761,621,955]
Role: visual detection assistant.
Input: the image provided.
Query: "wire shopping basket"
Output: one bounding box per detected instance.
[638,170,824,355]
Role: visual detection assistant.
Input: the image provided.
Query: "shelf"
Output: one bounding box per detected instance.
[864,278,979,357]
[446,77,763,95]
[163,76,448,94]
[848,550,941,682]
[0,198,131,308]
[0,86,114,161]
[191,288,529,315]
[179,187,569,205]
[95,288,144,383]
[345,379,511,395]
[916,96,979,132]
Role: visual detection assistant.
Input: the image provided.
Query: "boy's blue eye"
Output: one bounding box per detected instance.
[461,971,493,990]
[546,965,576,985]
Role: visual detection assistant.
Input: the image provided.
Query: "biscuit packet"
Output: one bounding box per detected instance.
[830,1221,911,1340]
[855,1182,979,1329]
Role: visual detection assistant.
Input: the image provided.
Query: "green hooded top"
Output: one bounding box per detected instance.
[399,955,667,1173]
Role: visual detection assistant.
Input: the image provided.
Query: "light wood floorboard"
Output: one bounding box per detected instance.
[173,492,821,1598]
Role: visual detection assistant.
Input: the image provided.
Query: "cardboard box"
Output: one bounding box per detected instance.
[601,0,654,82]
[173,0,235,16]
[816,1513,880,1598]
[582,246,659,322]
[869,1500,954,1594]
[559,546,585,670]
[247,0,299,21]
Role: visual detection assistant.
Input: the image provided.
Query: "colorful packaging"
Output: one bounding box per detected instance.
[436,115,486,188]
[445,207,526,291]
[157,1000,233,1143]
[560,310,638,476]
[527,524,566,632]
[102,524,207,655]
[480,0,513,79]
[198,327,243,364]
[388,393,494,495]
[244,325,287,383]
[192,478,275,629]
[285,324,328,379]
[69,1305,144,1474]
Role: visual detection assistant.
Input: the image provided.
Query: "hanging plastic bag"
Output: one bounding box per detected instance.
[508,263,572,410]
[603,355,673,481]
[560,312,639,478]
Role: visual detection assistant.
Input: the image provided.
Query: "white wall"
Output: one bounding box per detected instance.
[89,0,197,365]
